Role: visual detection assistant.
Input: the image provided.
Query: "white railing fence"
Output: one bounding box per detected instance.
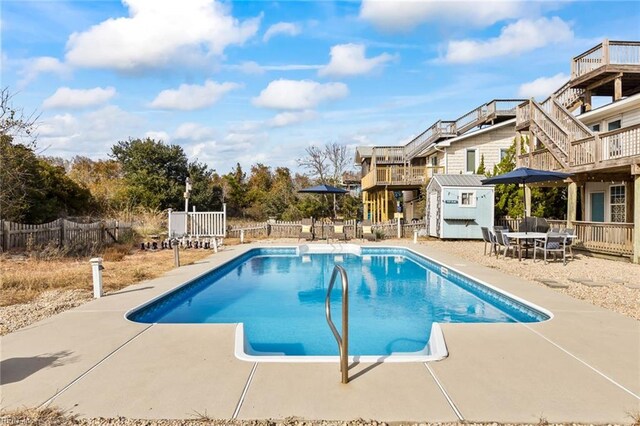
[168,205,227,238]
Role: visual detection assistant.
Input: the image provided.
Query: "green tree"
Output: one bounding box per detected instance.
[490,137,566,219]
[0,136,95,222]
[111,138,189,209]
[476,154,486,175]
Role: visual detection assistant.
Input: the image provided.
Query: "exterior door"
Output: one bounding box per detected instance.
[590,192,605,222]
[429,192,439,237]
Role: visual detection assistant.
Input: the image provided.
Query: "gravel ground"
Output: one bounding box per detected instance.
[0,289,91,335]
[1,407,629,426]
[422,239,640,320]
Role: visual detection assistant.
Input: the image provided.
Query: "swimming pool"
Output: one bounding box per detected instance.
[127,245,550,362]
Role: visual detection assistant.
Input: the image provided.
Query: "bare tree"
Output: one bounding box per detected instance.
[1,87,39,147]
[325,142,350,184]
[297,145,328,183]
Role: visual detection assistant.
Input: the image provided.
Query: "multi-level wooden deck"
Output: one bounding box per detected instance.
[361,165,445,191]
[571,40,640,98]
[516,40,640,174]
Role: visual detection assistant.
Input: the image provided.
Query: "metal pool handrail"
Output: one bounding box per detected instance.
[325,264,349,384]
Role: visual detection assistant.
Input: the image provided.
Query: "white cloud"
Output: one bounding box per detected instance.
[145,130,170,142]
[518,72,569,99]
[267,110,318,128]
[319,43,395,77]
[359,0,532,32]
[65,0,261,71]
[252,79,348,110]
[19,56,71,87]
[263,22,301,42]
[38,106,144,156]
[174,122,217,141]
[443,17,574,63]
[150,80,240,110]
[42,86,116,109]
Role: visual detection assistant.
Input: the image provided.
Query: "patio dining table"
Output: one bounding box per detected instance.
[502,231,577,261]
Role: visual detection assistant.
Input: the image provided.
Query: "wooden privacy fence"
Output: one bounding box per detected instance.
[228,219,425,240]
[1,219,133,252]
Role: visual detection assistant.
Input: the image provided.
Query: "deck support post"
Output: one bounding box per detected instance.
[515,132,522,167]
[633,171,640,264]
[567,181,578,228]
[384,189,389,222]
[363,191,369,222]
[614,77,622,102]
[582,90,592,113]
[524,185,532,217]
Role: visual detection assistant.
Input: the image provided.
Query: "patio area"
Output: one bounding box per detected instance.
[1,241,638,423]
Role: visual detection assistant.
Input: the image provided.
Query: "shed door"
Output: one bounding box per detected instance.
[429,192,438,237]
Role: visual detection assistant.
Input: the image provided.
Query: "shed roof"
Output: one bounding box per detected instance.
[431,174,492,187]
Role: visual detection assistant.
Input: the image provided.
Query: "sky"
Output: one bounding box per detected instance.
[2,0,639,174]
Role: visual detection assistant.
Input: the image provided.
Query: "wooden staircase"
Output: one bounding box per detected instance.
[517,81,595,169]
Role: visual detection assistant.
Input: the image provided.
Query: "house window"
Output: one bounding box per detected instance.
[466,149,476,173]
[460,191,476,207]
[591,123,600,132]
[499,148,509,162]
[430,156,438,167]
[607,120,621,131]
[610,185,626,222]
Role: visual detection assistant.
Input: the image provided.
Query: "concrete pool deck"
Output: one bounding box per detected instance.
[1,241,638,423]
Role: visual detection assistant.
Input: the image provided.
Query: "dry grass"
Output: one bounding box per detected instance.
[0,248,213,306]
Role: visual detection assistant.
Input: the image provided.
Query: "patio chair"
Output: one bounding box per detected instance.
[298,218,315,241]
[533,232,568,265]
[329,221,347,242]
[362,220,377,242]
[481,227,495,255]
[493,228,506,258]
[497,230,521,259]
[563,228,576,260]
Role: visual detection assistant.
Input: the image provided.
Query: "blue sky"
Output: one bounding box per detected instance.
[2,0,639,174]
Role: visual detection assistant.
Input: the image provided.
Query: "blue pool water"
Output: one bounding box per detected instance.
[128,247,548,356]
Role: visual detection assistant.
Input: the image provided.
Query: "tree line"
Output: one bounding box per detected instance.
[1,89,359,224]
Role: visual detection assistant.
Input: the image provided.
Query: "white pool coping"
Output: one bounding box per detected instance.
[233,322,449,363]
[126,243,553,364]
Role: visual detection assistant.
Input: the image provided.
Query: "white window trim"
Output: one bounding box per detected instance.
[459,190,476,208]
[609,184,626,223]
[497,147,509,164]
[464,148,477,174]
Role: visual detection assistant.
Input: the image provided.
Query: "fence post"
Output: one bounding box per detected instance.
[90,257,104,298]
[59,219,65,248]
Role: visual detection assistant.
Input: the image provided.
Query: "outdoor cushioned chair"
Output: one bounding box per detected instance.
[298,218,315,241]
[362,220,377,242]
[498,230,521,259]
[330,221,347,242]
[533,232,569,265]
[480,226,495,255]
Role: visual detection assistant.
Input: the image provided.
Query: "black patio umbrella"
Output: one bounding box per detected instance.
[481,167,572,230]
[298,184,348,218]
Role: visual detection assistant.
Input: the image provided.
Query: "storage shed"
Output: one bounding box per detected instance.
[426,174,494,239]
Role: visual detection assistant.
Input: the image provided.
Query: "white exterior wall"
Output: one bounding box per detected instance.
[584,181,629,222]
[581,108,640,131]
[443,125,515,174]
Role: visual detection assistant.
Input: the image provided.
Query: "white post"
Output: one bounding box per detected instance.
[167,208,172,238]
[213,238,219,253]
[240,229,245,244]
[90,257,103,298]
[413,230,418,244]
[397,216,402,239]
